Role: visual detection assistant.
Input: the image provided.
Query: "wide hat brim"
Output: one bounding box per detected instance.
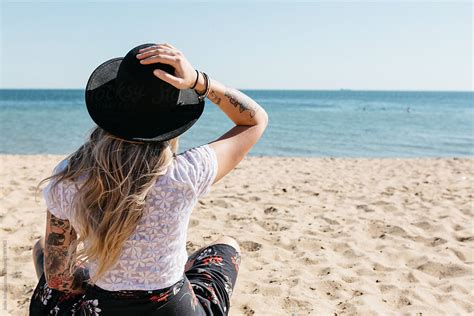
[85,44,205,142]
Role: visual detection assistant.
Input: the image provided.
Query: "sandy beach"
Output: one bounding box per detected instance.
[0,154,472,315]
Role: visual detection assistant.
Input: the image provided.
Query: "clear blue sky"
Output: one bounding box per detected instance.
[1,1,472,90]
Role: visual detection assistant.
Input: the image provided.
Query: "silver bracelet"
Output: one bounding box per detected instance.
[197,71,211,101]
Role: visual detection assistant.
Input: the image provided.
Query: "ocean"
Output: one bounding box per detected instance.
[0,89,472,157]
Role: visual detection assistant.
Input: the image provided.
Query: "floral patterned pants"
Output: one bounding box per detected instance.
[29,243,241,315]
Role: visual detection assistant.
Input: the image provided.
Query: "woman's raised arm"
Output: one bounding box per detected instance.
[194,76,268,183]
[137,43,269,183]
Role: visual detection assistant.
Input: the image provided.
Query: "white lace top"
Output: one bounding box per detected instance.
[43,144,218,291]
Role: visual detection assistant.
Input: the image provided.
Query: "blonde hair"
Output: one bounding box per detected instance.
[38,126,178,283]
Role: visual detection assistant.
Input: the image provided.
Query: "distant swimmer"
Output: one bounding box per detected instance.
[407,107,410,113]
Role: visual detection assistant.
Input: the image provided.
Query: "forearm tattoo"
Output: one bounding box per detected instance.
[45,213,90,294]
[208,90,222,105]
[223,88,258,118]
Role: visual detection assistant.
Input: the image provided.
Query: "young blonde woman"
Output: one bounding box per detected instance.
[29,43,268,315]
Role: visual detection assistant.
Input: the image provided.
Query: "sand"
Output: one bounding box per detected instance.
[0,155,473,315]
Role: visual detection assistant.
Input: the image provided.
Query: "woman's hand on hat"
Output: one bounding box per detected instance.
[136,43,197,90]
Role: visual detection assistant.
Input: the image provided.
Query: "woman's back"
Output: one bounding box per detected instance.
[45,144,218,291]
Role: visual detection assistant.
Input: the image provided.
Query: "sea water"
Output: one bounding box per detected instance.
[0,89,472,157]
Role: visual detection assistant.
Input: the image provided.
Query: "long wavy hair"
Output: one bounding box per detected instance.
[37,126,178,283]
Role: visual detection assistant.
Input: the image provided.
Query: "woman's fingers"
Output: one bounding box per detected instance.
[136,43,191,89]
[136,48,175,60]
[152,69,184,87]
[162,43,176,49]
[139,54,178,66]
[138,45,159,53]
[138,43,175,54]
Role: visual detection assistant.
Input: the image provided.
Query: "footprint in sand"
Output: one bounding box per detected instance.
[411,221,432,230]
[241,304,255,316]
[335,301,356,314]
[456,235,474,242]
[263,206,278,215]
[396,295,412,308]
[450,248,466,261]
[189,219,199,228]
[282,296,313,313]
[318,267,331,277]
[416,261,470,278]
[405,271,419,283]
[386,225,408,237]
[379,284,398,293]
[301,257,318,265]
[210,199,229,208]
[258,220,289,232]
[259,285,282,296]
[316,280,344,300]
[240,241,262,252]
[428,237,447,247]
[321,216,340,225]
[341,275,357,284]
[356,204,375,213]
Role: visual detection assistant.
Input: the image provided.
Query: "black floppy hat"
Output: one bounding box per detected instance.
[85,43,204,142]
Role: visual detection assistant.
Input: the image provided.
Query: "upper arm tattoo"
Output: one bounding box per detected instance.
[223,88,258,118]
[44,211,89,294]
[47,215,69,246]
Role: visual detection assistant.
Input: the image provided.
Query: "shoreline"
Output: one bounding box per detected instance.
[1,154,473,159]
[1,155,473,315]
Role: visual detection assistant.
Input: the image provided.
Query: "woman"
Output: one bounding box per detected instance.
[29,42,268,315]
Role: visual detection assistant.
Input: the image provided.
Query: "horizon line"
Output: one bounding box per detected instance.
[0,88,473,93]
